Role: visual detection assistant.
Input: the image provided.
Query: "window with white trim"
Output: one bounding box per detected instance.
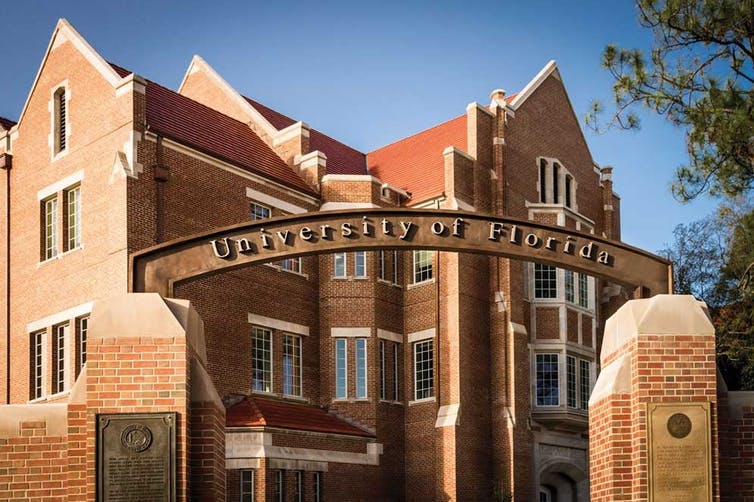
[564,270,575,303]
[536,158,576,208]
[354,251,367,278]
[42,196,58,260]
[379,340,386,400]
[393,344,400,400]
[355,338,367,398]
[335,339,347,399]
[334,253,347,278]
[76,316,88,378]
[240,469,254,502]
[250,202,270,220]
[294,471,303,502]
[65,185,81,251]
[53,87,67,154]
[30,331,44,400]
[578,273,590,309]
[393,251,399,284]
[534,264,557,299]
[567,355,577,409]
[274,470,284,502]
[251,327,272,393]
[579,359,591,411]
[379,250,386,281]
[535,353,559,406]
[282,334,302,397]
[52,324,67,394]
[414,339,434,400]
[313,472,323,502]
[413,250,433,284]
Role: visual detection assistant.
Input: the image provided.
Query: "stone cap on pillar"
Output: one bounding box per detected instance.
[601,294,714,363]
[89,293,207,365]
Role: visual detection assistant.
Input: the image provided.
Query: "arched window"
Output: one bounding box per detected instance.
[54,87,67,153]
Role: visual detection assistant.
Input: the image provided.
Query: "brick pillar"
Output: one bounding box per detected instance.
[85,293,224,501]
[589,295,719,501]
[601,166,614,240]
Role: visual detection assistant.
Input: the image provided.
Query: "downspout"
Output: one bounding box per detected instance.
[1,151,12,404]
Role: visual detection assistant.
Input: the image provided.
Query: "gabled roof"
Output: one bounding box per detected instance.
[245,97,367,175]
[226,396,374,438]
[111,64,316,195]
[366,115,467,204]
[0,117,16,131]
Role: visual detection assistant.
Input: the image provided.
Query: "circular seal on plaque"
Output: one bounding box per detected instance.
[121,424,153,453]
[667,412,692,439]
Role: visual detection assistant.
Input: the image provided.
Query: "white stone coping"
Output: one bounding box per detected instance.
[407,328,435,344]
[331,327,370,338]
[245,187,307,214]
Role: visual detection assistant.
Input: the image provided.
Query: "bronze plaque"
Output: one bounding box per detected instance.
[648,402,712,502]
[97,412,177,502]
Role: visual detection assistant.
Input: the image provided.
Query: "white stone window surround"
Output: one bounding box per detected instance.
[411,250,434,286]
[49,80,71,162]
[535,156,578,210]
[37,170,85,265]
[247,314,310,336]
[408,328,436,404]
[531,347,595,412]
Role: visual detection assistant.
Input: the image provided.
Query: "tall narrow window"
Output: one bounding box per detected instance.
[578,274,590,309]
[564,270,575,303]
[334,253,346,278]
[294,471,303,502]
[413,250,433,284]
[65,185,81,250]
[250,202,270,220]
[567,356,577,409]
[354,251,367,278]
[539,158,547,203]
[393,344,400,401]
[54,87,67,153]
[31,331,44,400]
[77,316,88,377]
[579,359,591,411]
[282,334,302,397]
[280,258,302,274]
[240,469,254,502]
[313,472,322,502]
[534,264,557,299]
[536,353,559,406]
[335,339,347,399]
[355,338,367,398]
[43,197,58,260]
[552,162,560,204]
[379,340,386,400]
[565,175,572,208]
[53,324,67,394]
[274,470,284,502]
[251,327,272,393]
[379,250,387,281]
[414,339,434,400]
[393,250,399,284]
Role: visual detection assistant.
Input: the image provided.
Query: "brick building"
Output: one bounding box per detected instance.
[0,19,626,501]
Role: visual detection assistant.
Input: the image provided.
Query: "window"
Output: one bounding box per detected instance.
[565,175,573,208]
[536,353,559,406]
[567,356,577,409]
[313,472,322,502]
[579,359,591,411]
[65,185,81,251]
[564,270,575,303]
[354,251,366,278]
[355,338,367,398]
[240,469,254,502]
[413,250,433,284]
[43,196,58,260]
[379,250,387,281]
[31,331,44,400]
[251,327,272,393]
[282,334,302,397]
[379,340,386,400]
[294,471,303,502]
[552,162,560,204]
[77,316,88,377]
[393,344,400,401]
[280,258,302,274]
[534,264,557,299]
[578,274,590,309]
[250,203,270,220]
[54,87,67,154]
[334,253,346,278]
[414,339,434,400]
[53,324,67,394]
[335,339,347,399]
[539,158,547,203]
[274,470,284,502]
[393,251,399,284]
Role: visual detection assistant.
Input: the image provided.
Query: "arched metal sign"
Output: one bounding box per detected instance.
[130,208,672,297]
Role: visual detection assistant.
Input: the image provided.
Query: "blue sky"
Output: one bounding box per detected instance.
[0,0,718,253]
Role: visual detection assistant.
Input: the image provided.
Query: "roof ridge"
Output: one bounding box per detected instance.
[368,113,465,155]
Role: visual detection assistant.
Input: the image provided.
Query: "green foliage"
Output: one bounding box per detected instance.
[587,0,754,201]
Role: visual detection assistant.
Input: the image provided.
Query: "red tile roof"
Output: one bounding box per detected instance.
[0,117,16,131]
[109,64,316,195]
[245,98,367,176]
[366,115,467,204]
[226,396,374,438]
